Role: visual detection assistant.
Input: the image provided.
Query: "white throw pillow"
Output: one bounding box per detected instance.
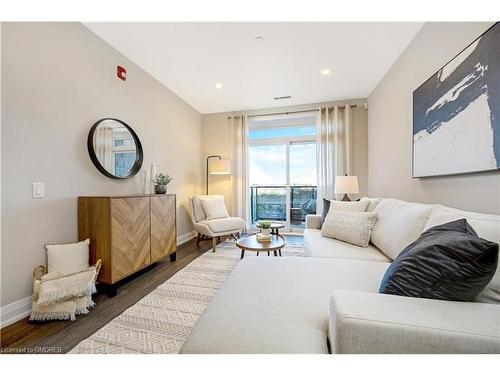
[329,200,369,213]
[200,196,229,220]
[320,200,368,229]
[370,199,433,260]
[45,239,90,274]
[424,205,500,304]
[321,211,379,247]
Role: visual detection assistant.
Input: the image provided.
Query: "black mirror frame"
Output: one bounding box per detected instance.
[87,118,144,180]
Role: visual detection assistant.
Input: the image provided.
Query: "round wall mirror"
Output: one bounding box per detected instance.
[87,118,143,179]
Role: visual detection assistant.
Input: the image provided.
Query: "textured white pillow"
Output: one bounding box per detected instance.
[200,196,229,220]
[321,211,379,247]
[45,239,90,274]
[370,199,433,260]
[321,200,369,229]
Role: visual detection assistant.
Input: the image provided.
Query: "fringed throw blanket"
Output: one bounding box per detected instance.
[30,266,97,322]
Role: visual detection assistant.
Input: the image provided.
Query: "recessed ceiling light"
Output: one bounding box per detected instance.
[321,68,331,75]
[255,36,264,41]
[215,83,223,89]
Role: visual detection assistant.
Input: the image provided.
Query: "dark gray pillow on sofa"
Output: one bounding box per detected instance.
[379,219,498,302]
[320,198,331,228]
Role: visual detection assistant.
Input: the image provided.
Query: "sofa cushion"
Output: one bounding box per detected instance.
[180,257,390,354]
[321,211,378,248]
[371,199,433,260]
[197,217,245,234]
[424,205,500,304]
[424,205,500,245]
[191,195,207,222]
[330,290,500,353]
[379,219,499,302]
[361,197,383,212]
[304,229,390,262]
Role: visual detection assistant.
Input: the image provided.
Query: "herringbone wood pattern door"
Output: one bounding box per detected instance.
[111,197,151,282]
[151,195,176,262]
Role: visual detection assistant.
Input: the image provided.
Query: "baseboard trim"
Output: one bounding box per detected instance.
[177,231,196,246]
[1,296,32,328]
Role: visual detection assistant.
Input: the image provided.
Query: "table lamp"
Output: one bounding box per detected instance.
[334,175,359,201]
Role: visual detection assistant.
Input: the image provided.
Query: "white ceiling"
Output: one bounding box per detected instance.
[85,22,423,114]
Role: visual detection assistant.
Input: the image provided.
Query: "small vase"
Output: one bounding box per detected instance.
[155,185,167,194]
[261,228,271,237]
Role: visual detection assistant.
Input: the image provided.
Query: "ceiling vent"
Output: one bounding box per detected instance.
[274,96,292,100]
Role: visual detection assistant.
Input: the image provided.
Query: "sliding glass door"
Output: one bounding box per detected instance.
[289,142,317,231]
[248,113,317,232]
[249,144,287,223]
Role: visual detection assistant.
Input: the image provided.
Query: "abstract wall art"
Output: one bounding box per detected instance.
[413,22,500,178]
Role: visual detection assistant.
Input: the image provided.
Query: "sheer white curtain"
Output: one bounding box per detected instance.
[316,105,353,213]
[229,115,250,229]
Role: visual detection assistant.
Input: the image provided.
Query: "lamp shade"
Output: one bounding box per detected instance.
[209,159,231,175]
[334,175,359,194]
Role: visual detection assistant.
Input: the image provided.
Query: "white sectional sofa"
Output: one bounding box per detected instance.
[180,198,500,354]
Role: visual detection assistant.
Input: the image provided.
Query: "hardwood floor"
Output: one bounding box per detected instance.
[0,233,304,354]
[0,236,215,354]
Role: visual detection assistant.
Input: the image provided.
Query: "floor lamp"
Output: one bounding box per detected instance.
[206,155,231,194]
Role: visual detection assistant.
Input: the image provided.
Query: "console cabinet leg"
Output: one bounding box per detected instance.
[169,252,177,262]
[104,284,118,298]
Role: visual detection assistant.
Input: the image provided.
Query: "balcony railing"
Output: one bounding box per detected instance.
[250,185,317,226]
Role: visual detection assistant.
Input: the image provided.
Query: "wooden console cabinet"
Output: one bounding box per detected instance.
[78,194,176,295]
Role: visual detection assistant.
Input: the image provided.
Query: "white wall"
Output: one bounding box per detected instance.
[1,23,203,308]
[202,99,368,215]
[368,22,500,214]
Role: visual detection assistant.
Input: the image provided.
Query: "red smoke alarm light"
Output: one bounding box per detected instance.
[117,65,127,81]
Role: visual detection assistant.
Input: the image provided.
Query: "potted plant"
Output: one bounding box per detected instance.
[151,173,172,194]
[258,220,272,237]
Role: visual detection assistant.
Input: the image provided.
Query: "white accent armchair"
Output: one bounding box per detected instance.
[189,195,245,251]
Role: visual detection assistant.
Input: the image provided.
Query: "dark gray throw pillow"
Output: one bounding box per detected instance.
[320,198,331,228]
[379,219,498,302]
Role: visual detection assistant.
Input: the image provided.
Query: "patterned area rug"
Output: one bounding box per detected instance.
[70,238,305,354]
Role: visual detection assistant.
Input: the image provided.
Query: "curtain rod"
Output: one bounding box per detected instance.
[325,104,359,110]
[227,104,360,119]
[247,109,319,118]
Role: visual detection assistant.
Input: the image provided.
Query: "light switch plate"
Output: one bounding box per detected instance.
[33,182,45,198]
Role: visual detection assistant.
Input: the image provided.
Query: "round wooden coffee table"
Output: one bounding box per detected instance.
[236,234,286,259]
[256,222,285,235]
